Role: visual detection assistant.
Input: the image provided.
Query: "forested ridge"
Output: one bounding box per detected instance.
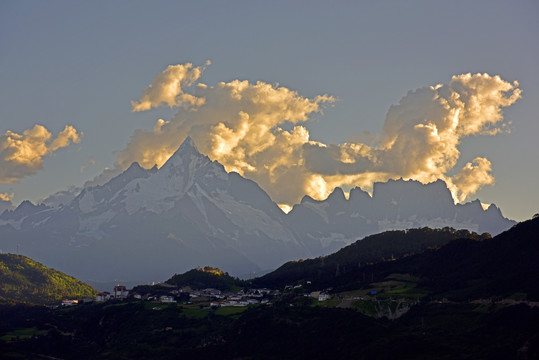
[0,254,97,305]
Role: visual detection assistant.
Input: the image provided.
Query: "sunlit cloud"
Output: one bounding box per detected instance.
[447,157,495,203]
[114,62,520,207]
[117,74,335,206]
[0,192,14,213]
[130,61,210,112]
[0,124,82,183]
[83,167,121,188]
[0,192,14,202]
[80,158,97,174]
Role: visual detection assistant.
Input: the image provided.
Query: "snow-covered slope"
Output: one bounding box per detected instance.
[286,178,516,254]
[0,138,306,282]
[0,138,516,284]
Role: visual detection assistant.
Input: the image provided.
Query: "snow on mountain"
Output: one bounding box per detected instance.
[0,137,516,284]
[0,138,306,282]
[0,198,14,216]
[286,178,516,255]
[0,200,52,230]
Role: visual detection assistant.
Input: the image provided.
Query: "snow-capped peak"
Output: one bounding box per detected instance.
[160,136,208,170]
[122,137,227,215]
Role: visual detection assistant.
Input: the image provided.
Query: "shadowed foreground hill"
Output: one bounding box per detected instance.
[165,266,247,291]
[0,254,97,305]
[253,227,489,289]
[365,215,539,300]
[253,216,539,301]
[1,220,539,359]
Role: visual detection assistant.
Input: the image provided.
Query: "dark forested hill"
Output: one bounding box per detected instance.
[363,216,539,300]
[0,254,97,305]
[1,220,539,359]
[253,216,539,301]
[252,227,489,288]
[165,266,247,291]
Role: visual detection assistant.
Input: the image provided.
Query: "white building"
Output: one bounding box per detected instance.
[318,293,331,301]
[113,285,129,299]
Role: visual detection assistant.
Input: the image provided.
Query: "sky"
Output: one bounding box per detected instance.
[1,0,538,221]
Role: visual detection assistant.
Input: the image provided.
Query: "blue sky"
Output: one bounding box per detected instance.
[1,0,538,221]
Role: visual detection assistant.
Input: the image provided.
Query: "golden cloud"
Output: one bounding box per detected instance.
[0,124,82,183]
[447,157,495,203]
[131,62,210,112]
[118,63,520,207]
[0,192,14,202]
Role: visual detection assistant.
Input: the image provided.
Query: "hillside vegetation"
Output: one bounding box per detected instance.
[1,219,539,358]
[363,216,539,300]
[165,266,248,291]
[255,218,539,301]
[253,227,489,289]
[0,254,97,305]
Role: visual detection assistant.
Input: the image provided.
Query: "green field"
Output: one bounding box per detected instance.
[0,327,47,342]
[214,305,248,317]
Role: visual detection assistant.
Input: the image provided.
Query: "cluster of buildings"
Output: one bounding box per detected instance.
[61,283,331,307]
[284,283,332,302]
[62,284,283,307]
[203,288,276,307]
[95,285,130,302]
[138,286,280,307]
[309,291,331,302]
[62,285,130,306]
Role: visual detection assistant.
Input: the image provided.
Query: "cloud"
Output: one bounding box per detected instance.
[301,73,520,202]
[83,167,122,188]
[447,157,495,203]
[40,186,81,208]
[0,192,14,214]
[0,192,13,202]
[50,125,82,152]
[117,74,335,204]
[80,158,97,174]
[0,124,82,183]
[130,62,210,112]
[116,63,520,207]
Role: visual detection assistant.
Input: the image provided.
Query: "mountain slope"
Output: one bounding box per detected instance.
[0,138,307,283]
[259,216,539,301]
[253,227,489,288]
[0,137,516,285]
[370,216,539,300]
[0,254,97,305]
[164,266,247,291]
[286,179,515,254]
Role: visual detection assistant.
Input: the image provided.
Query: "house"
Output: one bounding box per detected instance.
[203,288,222,296]
[318,293,331,301]
[96,292,111,302]
[159,295,176,303]
[113,285,129,299]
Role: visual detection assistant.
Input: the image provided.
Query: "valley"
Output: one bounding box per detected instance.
[1,216,538,359]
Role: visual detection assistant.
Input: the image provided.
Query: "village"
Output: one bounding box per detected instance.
[61,283,333,309]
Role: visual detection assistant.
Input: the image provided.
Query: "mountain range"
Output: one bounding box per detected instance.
[0,137,515,284]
